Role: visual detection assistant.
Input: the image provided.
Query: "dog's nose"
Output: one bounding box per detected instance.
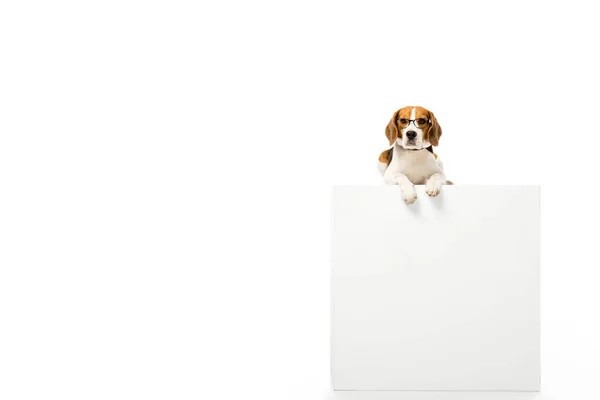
[406,131,417,140]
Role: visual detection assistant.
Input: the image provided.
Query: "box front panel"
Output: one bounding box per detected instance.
[331,185,540,391]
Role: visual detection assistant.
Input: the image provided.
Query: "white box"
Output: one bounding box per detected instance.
[331,185,540,392]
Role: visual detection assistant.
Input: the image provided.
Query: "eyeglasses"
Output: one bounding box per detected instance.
[397,118,430,128]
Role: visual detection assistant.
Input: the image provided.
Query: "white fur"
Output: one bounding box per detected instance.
[384,169,417,204]
[378,161,388,176]
[425,172,445,196]
[382,142,447,204]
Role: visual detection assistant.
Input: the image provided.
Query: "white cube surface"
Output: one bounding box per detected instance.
[331,185,540,391]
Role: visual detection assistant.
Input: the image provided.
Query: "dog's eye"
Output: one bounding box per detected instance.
[417,118,428,126]
[398,118,408,125]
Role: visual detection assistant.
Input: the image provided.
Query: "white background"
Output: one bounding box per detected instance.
[0,1,598,399]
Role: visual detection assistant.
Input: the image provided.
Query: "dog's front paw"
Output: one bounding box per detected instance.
[400,183,417,204]
[426,177,443,197]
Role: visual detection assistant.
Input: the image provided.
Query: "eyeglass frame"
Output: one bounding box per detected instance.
[397,118,431,128]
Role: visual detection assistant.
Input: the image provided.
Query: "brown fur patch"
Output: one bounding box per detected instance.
[378,148,393,165]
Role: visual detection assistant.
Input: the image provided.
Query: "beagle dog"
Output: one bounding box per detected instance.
[378,106,451,204]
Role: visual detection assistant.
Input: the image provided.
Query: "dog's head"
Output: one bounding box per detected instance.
[385,106,442,149]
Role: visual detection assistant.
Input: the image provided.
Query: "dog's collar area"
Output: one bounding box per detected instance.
[387,145,434,166]
[403,145,434,153]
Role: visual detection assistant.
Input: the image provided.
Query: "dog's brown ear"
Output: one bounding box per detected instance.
[428,111,442,146]
[385,110,401,146]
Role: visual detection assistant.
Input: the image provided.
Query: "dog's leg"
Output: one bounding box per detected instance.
[425,172,447,197]
[384,173,417,204]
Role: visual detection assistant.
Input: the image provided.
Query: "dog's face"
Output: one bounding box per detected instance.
[385,106,442,149]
